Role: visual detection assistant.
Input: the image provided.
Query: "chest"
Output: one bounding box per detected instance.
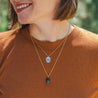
[0,44,97,98]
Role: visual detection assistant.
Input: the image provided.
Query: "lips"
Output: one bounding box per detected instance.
[16,3,32,13]
[16,3,32,7]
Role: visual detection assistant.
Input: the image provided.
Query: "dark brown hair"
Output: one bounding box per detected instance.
[8,0,78,30]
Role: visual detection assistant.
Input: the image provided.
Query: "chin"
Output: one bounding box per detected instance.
[18,18,30,24]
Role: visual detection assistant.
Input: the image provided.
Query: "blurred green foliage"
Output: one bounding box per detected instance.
[0,0,98,34]
[69,0,98,34]
[0,0,8,31]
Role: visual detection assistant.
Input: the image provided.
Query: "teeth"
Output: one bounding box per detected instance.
[17,4,30,10]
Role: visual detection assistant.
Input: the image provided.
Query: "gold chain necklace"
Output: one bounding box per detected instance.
[30,24,70,84]
[32,36,66,63]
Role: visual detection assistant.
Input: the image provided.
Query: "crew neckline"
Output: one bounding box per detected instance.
[20,25,76,50]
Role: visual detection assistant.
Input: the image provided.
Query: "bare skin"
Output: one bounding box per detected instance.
[10,0,74,42]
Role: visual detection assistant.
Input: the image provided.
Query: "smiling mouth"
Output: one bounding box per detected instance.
[16,3,32,13]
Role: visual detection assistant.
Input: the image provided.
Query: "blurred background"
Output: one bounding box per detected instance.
[0,0,98,34]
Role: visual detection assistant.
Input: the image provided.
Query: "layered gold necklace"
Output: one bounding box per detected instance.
[33,36,66,64]
[29,24,70,84]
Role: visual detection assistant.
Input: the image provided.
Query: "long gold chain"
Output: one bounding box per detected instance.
[30,24,70,83]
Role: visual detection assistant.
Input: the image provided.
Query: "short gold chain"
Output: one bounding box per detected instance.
[30,24,70,77]
[33,37,66,57]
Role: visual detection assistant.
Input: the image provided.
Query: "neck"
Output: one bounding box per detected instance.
[29,20,72,42]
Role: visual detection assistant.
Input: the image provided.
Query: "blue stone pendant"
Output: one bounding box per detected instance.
[46,56,51,63]
[46,77,50,84]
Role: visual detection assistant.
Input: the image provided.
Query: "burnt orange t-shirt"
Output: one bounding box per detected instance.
[0,25,98,98]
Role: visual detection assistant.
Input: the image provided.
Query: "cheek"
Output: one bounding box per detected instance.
[35,0,51,9]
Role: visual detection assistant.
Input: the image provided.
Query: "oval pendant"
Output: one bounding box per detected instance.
[46,56,51,63]
[46,77,50,84]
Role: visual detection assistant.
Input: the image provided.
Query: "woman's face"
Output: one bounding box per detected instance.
[10,0,60,24]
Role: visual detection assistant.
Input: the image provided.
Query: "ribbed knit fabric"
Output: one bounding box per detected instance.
[0,25,98,98]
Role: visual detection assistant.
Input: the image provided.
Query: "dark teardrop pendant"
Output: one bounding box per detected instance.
[46,77,50,84]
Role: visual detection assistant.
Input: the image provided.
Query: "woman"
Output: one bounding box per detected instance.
[0,0,98,97]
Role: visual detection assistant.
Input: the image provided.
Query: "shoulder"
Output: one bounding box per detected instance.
[72,25,98,47]
[0,28,19,69]
[72,25,98,44]
[72,25,98,63]
[0,28,19,39]
[0,28,19,51]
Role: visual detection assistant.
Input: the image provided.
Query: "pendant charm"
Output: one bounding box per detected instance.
[46,56,51,63]
[46,77,50,84]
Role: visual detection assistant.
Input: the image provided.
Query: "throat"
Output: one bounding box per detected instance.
[29,22,71,43]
